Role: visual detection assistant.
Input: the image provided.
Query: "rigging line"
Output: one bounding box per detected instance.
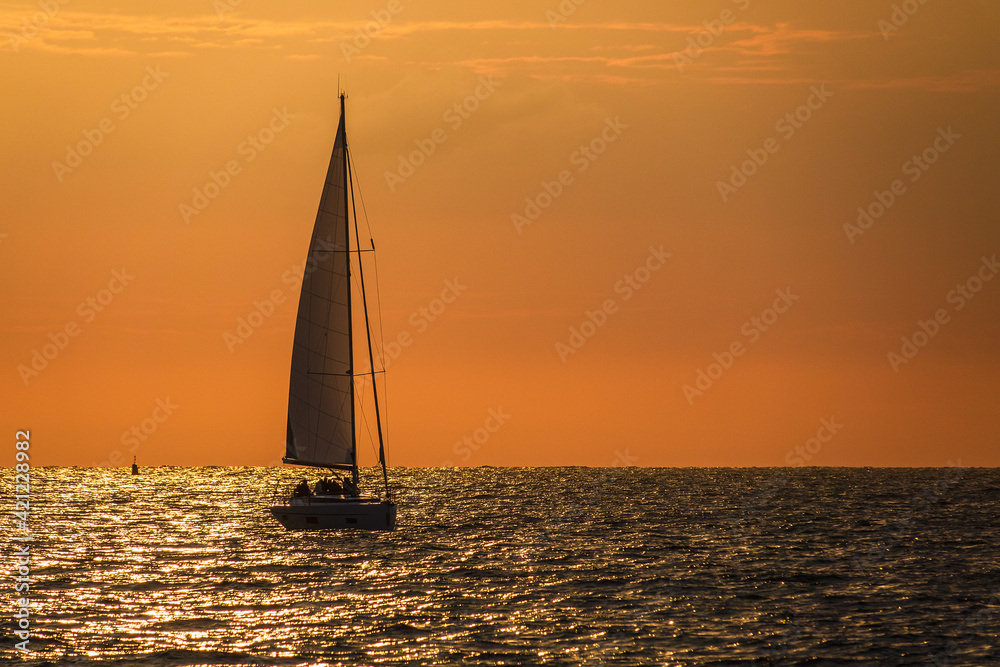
[349,266,381,369]
[353,376,381,463]
[371,248,390,461]
[346,141,390,497]
[347,153,390,454]
[373,251,390,461]
[348,150,391,453]
[348,150,376,244]
[348,151,387,367]
[340,95,359,488]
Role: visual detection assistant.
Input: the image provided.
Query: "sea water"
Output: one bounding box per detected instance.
[6,466,999,665]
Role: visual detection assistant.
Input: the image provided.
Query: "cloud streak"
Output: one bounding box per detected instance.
[3,10,998,92]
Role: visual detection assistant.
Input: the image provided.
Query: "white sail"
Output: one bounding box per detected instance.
[284,107,355,470]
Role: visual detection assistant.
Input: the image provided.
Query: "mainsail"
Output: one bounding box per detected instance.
[284,99,355,471]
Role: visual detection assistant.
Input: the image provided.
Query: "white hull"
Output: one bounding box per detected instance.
[270,496,396,530]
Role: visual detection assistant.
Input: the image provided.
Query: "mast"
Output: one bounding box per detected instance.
[342,92,359,488]
[345,122,391,499]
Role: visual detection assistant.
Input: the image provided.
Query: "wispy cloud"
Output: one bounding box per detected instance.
[702,69,1000,92]
[0,10,849,57]
[0,10,345,55]
[3,10,997,92]
[724,23,864,57]
[848,69,1000,93]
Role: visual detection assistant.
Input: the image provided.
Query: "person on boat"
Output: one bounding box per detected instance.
[294,480,311,498]
[342,476,359,497]
[324,477,343,495]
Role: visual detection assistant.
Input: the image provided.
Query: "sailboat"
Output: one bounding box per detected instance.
[269,93,396,531]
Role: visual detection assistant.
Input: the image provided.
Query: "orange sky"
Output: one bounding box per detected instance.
[2,1,998,468]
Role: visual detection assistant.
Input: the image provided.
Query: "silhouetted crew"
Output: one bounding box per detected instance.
[342,476,359,496]
[294,480,311,497]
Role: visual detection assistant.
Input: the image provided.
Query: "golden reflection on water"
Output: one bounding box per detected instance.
[9,466,999,665]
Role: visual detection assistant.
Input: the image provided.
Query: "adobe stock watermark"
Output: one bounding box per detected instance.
[512,117,628,234]
[9,0,70,53]
[613,449,639,466]
[784,417,843,465]
[752,627,804,666]
[93,398,178,467]
[682,288,799,404]
[887,254,997,372]
[555,245,670,363]
[17,268,135,386]
[877,0,931,40]
[52,66,169,182]
[223,235,337,352]
[530,451,634,570]
[844,126,960,244]
[673,0,752,72]
[384,76,501,192]
[180,107,295,223]
[214,0,245,20]
[13,429,32,653]
[442,407,511,466]
[853,460,967,574]
[380,278,467,370]
[716,84,833,203]
[546,0,588,27]
[730,417,841,532]
[929,588,1000,666]
[340,0,406,62]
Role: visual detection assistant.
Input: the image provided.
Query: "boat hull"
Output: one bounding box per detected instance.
[270,498,396,530]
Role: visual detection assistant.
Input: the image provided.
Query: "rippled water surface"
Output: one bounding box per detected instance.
[6,467,1000,666]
